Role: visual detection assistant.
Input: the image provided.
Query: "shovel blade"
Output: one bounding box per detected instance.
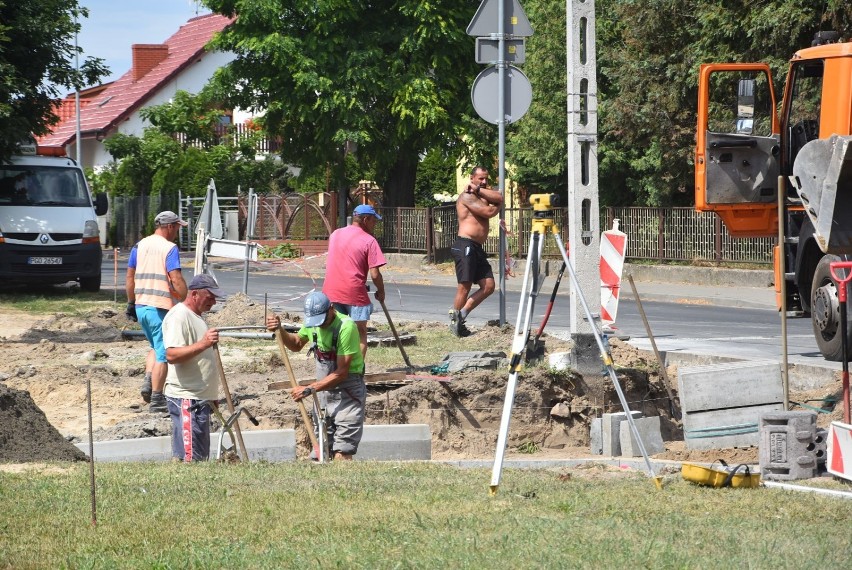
[525,338,545,363]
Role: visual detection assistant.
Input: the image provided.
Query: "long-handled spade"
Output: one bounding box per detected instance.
[273,327,325,460]
[526,262,566,363]
[213,344,250,461]
[379,299,413,371]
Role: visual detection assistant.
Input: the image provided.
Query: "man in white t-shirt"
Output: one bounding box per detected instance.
[162,274,225,462]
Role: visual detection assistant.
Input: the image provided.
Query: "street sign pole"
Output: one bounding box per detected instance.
[468,0,534,326]
[497,1,507,325]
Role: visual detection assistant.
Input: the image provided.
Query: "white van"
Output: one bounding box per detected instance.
[0,148,108,291]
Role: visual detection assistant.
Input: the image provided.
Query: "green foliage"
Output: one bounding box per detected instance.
[506,0,852,207]
[139,90,225,149]
[413,148,458,206]
[0,1,108,161]
[258,242,301,260]
[203,0,481,206]
[505,0,568,197]
[515,441,542,454]
[95,91,292,200]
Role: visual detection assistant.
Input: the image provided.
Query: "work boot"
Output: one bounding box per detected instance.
[140,373,152,403]
[149,391,168,413]
[448,309,471,337]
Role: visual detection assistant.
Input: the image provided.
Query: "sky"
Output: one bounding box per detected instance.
[76,0,211,85]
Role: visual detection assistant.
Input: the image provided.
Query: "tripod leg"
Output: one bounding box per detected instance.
[553,231,658,480]
[490,232,545,495]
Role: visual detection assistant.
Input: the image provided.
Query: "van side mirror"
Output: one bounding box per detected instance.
[94,192,108,216]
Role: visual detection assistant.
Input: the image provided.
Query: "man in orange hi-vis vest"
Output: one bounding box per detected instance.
[125,211,188,413]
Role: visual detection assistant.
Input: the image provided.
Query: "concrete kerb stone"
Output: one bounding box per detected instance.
[75,424,431,463]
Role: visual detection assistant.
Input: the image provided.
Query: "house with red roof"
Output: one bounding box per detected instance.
[38,13,236,169]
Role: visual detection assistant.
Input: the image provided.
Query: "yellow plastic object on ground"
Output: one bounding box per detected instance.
[682,460,761,488]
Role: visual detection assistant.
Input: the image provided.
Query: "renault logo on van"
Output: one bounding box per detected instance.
[39,233,49,244]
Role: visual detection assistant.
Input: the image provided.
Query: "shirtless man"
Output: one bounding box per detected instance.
[449,166,503,337]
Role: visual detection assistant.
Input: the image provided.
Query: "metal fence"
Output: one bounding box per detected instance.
[107,195,774,266]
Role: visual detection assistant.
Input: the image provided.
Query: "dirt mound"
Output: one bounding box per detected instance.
[0,383,87,463]
[362,339,683,459]
[207,292,302,328]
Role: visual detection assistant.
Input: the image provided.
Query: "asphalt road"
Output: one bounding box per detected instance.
[101,258,838,377]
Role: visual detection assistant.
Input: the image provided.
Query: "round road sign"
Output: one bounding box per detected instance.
[471,65,532,125]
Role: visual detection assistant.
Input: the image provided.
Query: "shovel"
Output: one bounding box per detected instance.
[526,262,566,363]
[379,299,414,371]
[213,344,250,461]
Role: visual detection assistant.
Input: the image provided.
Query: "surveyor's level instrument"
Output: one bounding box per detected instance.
[490,194,659,495]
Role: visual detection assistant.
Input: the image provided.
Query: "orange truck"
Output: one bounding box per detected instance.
[695,31,852,361]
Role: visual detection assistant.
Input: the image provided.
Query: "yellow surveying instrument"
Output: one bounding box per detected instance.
[489,194,660,494]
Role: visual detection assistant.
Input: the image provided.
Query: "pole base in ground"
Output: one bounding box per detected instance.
[569,333,604,375]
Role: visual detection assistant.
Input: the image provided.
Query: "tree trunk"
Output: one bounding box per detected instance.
[381,149,418,207]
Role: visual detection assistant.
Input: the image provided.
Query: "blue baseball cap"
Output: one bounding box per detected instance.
[303,291,331,327]
[353,204,382,220]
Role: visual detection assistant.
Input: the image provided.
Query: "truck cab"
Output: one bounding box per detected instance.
[695,36,852,360]
[0,145,108,291]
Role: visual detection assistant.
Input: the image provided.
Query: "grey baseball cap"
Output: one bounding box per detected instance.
[154,210,188,227]
[188,274,225,299]
[303,291,331,327]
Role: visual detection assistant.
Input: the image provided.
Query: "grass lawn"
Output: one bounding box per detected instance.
[2,461,851,568]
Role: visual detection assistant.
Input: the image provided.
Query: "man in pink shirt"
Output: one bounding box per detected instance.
[322,204,386,357]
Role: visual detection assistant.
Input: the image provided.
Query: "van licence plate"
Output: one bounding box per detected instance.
[28,257,63,265]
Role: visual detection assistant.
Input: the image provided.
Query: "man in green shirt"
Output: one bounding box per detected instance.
[266,291,366,460]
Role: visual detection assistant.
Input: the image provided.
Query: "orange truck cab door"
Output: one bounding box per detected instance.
[695,63,780,237]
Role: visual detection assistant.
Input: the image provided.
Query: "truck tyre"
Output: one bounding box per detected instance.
[79,274,101,293]
[810,254,852,361]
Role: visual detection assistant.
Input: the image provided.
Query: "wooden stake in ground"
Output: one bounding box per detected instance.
[213,344,250,461]
[626,274,680,419]
[274,329,322,454]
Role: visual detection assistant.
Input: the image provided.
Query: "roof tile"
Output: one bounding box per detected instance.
[39,13,233,148]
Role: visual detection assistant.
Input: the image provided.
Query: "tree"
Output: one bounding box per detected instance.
[0,1,107,161]
[98,91,291,206]
[506,0,852,207]
[202,0,481,206]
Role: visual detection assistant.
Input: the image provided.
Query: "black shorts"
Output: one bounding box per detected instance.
[450,237,493,283]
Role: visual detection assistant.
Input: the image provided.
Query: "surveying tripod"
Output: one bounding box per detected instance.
[489,194,658,495]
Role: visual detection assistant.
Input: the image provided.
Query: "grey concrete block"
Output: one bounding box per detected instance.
[759,411,819,481]
[76,429,298,463]
[679,361,784,450]
[602,411,642,456]
[619,416,665,457]
[356,424,431,460]
[590,418,603,455]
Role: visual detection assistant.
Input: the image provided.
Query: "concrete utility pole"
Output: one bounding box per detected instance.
[566,0,600,336]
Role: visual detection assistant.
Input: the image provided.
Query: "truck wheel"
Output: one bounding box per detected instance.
[811,255,852,361]
[79,274,101,293]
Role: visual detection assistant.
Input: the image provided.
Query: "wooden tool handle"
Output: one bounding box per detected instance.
[274,329,321,453]
[380,299,413,369]
[213,344,249,462]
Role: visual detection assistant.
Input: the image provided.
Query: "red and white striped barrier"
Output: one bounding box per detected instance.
[600,219,627,326]
[828,421,852,482]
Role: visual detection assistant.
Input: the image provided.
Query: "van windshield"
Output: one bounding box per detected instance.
[0,166,90,207]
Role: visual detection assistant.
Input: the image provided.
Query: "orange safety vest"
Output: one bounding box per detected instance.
[134,234,179,310]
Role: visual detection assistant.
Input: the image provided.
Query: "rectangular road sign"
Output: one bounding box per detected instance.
[467,0,534,37]
[475,38,525,64]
